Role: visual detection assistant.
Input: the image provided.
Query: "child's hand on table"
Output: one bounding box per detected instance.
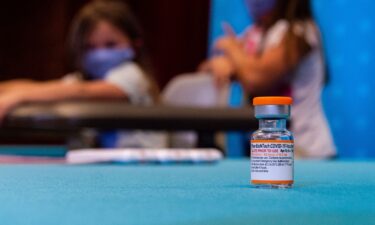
[0,91,25,122]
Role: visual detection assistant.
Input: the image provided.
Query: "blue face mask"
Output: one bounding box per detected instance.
[245,0,276,21]
[82,47,135,79]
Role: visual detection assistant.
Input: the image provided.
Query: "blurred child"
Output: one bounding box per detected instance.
[202,0,336,158]
[0,0,166,148]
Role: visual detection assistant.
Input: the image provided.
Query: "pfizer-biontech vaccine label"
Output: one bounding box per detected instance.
[251,140,294,184]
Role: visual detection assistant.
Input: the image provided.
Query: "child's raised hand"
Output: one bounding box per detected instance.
[214,22,241,54]
[222,22,236,37]
[208,56,235,87]
[215,36,241,55]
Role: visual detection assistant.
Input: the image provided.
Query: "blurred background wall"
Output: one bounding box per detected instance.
[210,0,375,158]
[0,0,210,87]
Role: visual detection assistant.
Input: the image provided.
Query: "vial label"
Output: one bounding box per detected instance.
[251,140,294,184]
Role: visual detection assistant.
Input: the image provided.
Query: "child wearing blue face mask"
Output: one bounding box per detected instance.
[65,0,158,106]
[0,0,166,148]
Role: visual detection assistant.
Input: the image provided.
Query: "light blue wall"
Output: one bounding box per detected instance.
[210,0,375,158]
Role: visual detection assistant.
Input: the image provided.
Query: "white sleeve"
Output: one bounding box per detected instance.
[105,62,152,105]
[263,20,289,50]
[264,19,320,50]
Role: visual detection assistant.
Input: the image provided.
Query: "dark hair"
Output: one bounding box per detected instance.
[269,0,312,24]
[67,0,159,98]
[267,0,329,83]
[261,0,314,66]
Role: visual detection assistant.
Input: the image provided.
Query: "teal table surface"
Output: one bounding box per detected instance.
[0,159,374,225]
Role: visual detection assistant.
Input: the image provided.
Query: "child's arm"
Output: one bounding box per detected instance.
[0,81,127,121]
[206,56,235,87]
[202,38,241,86]
[199,23,241,86]
[215,35,309,94]
[0,79,42,93]
[26,81,126,100]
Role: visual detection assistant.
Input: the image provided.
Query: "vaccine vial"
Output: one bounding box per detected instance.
[250,97,294,189]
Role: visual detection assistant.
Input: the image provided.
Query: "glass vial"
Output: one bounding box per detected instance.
[250,97,294,189]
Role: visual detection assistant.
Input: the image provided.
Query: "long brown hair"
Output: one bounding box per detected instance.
[268,0,330,83]
[261,0,313,65]
[67,0,159,99]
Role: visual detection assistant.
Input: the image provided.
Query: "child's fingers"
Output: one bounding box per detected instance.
[222,22,236,37]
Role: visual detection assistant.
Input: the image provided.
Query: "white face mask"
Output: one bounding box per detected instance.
[245,0,276,21]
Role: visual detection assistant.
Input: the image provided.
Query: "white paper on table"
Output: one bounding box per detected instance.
[66,148,223,164]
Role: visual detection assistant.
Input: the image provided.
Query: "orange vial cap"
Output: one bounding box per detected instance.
[253,96,293,106]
